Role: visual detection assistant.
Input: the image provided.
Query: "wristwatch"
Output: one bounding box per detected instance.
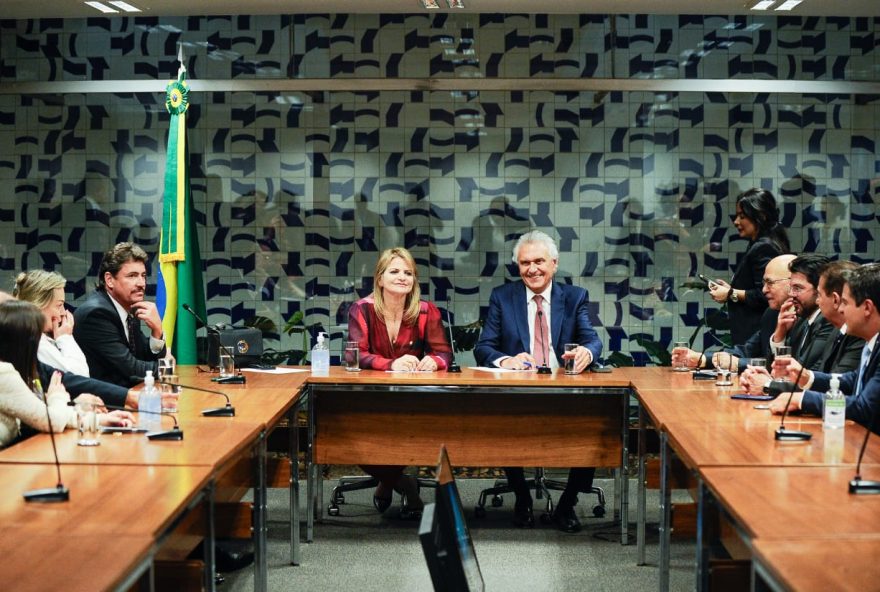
[729,288,739,303]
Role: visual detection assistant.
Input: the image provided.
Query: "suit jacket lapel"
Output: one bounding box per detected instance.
[513,282,530,353]
[550,283,564,355]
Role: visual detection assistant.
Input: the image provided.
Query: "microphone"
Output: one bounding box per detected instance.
[162,380,236,417]
[535,308,552,375]
[849,409,880,494]
[444,299,461,373]
[23,387,70,503]
[104,404,184,441]
[774,364,812,441]
[182,303,247,384]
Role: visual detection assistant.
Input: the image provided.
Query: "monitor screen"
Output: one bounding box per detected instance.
[419,445,484,592]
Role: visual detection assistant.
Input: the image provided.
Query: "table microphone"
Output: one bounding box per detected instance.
[182,303,247,384]
[444,298,461,373]
[849,408,880,494]
[23,393,70,503]
[162,380,236,417]
[105,404,184,441]
[774,364,812,441]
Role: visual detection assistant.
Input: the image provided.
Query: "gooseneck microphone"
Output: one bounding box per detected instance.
[775,364,812,441]
[105,404,184,441]
[182,303,246,384]
[535,308,552,375]
[162,380,236,417]
[23,388,70,503]
[444,299,461,373]
[849,409,880,494]
[693,331,719,380]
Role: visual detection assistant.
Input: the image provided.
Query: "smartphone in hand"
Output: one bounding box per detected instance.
[698,274,720,290]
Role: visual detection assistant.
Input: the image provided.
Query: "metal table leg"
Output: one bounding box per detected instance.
[695,478,712,592]
[658,431,672,592]
[637,402,647,564]
[205,480,216,592]
[289,405,300,565]
[253,431,268,592]
[620,393,630,545]
[306,389,316,543]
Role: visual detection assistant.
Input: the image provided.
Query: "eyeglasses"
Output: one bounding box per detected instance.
[789,284,812,295]
[762,277,790,287]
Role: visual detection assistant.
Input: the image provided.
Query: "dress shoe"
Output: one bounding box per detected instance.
[551,504,581,533]
[512,503,535,528]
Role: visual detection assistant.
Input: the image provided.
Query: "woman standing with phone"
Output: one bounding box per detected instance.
[707,188,791,347]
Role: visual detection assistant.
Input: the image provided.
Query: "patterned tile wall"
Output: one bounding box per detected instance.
[0,14,878,364]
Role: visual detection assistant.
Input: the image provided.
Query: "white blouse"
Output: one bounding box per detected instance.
[38,333,91,376]
[0,361,77,449]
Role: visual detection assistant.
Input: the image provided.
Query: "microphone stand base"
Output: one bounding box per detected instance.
[537,366,552,375]
[849,478,880,494]
[203,405,236,417]
[213,375,247,384]
[447,362,462,373]
[147,428,184,441]
[23,485,70,503]
[774,428,813,441]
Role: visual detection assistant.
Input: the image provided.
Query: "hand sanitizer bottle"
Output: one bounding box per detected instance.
[823,373,845,430]
[311,332,330,377]
[139,370,162,430]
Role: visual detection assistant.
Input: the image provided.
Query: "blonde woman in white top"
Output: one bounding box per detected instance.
[0,300,132,448]
[13,269,90,376]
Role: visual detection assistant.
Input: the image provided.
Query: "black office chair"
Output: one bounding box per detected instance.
[474,468,606,520]
[327,473,436,519]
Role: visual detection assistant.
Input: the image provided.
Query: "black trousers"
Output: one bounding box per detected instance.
[503,466,596,508]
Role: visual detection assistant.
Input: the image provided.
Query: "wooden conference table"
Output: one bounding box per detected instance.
[630,367,880,592]
[4,365,877,592]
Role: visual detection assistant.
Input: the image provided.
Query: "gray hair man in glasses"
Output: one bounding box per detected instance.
[672,254,796,372]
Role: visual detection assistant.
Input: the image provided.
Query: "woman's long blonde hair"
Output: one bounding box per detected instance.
[372,247,421,326]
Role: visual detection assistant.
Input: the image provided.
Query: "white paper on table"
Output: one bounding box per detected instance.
[468,366,532,373]
[240,367,309,374]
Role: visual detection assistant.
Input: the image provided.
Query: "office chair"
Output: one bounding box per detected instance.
[474,468,606,520]
[327,473,437,519]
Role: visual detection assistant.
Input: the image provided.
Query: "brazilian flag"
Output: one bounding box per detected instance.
[156,70,206,364]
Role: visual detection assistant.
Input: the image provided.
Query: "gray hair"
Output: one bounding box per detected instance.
[512,230,559,263]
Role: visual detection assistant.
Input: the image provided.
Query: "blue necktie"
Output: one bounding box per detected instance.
[854,344,872,397]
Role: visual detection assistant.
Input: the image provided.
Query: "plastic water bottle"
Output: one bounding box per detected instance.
[823,373,845,430]
[139,370,162,430]
[311,332,330,377]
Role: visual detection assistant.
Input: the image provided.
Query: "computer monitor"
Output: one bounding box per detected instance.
[419,445,484,592]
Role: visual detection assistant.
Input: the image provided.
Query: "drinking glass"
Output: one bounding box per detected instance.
[157,358,179,413]
[343,341,361,372]
[773,346,792,378]
[219,350,235,378]
[564,343,579,374]
[76,401,100,446]
[672,341,690,372]
[748,358,767,370]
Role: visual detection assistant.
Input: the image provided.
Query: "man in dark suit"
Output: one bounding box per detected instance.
[816,260,864,374]
[770,263,880,433]
[73,242,167,388]
[769,254,833,370]
[474,230,603,533]
[673,254,794,372]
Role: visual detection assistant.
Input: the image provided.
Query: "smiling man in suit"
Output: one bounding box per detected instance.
[770,262,880,433]
[74,242,167,387]
[474,230,603,533]
[816,260,864,374]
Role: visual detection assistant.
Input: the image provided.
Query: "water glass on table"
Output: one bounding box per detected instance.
[564,343,579,374]
[773,346,792,378]
[219,349,235,378]
[672,341,690,372]
[76,401,100,447]
[157,358,179,412]
[343,341,361,372]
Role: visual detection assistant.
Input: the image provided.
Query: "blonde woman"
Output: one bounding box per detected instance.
[348,247,452,515]
[14,270,90,376]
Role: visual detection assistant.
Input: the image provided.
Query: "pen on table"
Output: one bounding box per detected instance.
[522,361,533,370]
